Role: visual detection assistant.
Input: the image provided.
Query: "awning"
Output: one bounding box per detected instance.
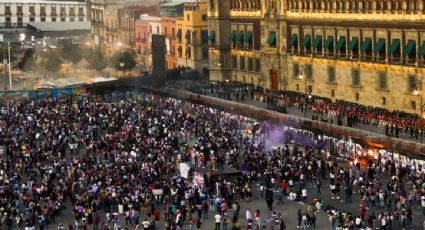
[229,31,237,42]
[176,29,182,40]
[335,36,346,50]
[388,39,400,54]
[361,38,372,52]
[325,36,333,49]
[420,42,425,56]
[404,40,416,55]
[301,35,311,48]
[208,31,216,41]
[288,34,297,46]
[313,35,322,48]
[245,31,253,43]
[373,38,385,52]
[267,31,276,45]
[237,31,245,43]
[348,37,358,50]
[185,29,191,40]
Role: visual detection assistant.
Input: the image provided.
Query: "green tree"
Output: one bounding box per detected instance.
[61,41,84,64]
[111,50,136,72]
[43,49,63,73]
[86,49,108,71]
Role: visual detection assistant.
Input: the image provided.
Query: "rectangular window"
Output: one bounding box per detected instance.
[382,97,386,105]
[331,89,335,97]
[296,84,300,91]
[240,56,245,70]
[352,69,360,86]
[408,75,417,92]
[355,92,359,101]
[248,58,253,71]
[202,47,208,58]
[255,58,261,72]
[328,66,336,83]
[305,63,313,80]
[411,100,416,110]
[157,26,160,34]
[293,62,299,78]
[378,72,387,90]
[202,14,207,21]
[165,26,168,35]
[232,56,238,68]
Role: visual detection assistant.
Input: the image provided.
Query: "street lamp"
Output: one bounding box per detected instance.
[414,62,424,144]
[120,62,125,77]
[298,64,308,118]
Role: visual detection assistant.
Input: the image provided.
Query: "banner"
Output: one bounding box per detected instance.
[179,163,190,178]
[193,172,204,188]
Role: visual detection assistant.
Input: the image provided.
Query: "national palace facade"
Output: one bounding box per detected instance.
[208,0,425,113]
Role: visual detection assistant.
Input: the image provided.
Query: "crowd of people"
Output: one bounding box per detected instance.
[0,89,423,230]
[167,80,422,140]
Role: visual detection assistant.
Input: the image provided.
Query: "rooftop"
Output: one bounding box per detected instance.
[28,21,90,32]
[161,0,195,7]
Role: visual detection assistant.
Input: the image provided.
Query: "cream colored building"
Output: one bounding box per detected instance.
[208,0,425,113]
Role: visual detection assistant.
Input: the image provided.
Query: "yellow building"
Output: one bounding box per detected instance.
[176,1,209,76]
[208,0,425,113]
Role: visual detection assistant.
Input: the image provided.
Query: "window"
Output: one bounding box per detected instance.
[408,75,417,92]
[187,14,190,21]
[411,101,416,110]
[248,58,253,71]
[157,26,160,34]
[378,72,387,90]
[202,14,207,21]
[296,84,300,91]
[202,47,208,58]
[255,58,261,72]
[293,62,299,78]
[352,69,360,86]
[165,26,168,35]
[305,63,313,80]
[17,6,23,16]
[382,97,386,105]
[240,56,245,70]
[5,6,10,15]
[331,89,335,97]
[232,56,237,68]
[355,92,359,101]
[210,0,215,10]
[328,66,336,83]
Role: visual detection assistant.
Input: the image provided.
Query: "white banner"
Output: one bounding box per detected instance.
[179,163,190,178]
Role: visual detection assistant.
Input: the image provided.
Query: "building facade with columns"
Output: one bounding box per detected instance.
[208,0,425,113]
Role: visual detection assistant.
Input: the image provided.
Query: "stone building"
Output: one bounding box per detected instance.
[176,1,209,76]
[208,0,425,113]
[0,0,87,28]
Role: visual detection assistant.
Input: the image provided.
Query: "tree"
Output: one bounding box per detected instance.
[43,49,63,73]
[86,49,108,71]
[111,50,136,73]
[61,41,84,64]
[18,49,35,71]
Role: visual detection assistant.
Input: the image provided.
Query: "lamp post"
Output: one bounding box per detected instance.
[414,62,424,143]
[298,64,308,118]
[120,62,125,78]
[7,42,11,91]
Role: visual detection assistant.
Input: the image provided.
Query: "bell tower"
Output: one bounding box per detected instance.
[208,0,231,81]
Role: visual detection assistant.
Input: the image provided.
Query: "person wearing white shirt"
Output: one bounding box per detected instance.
[214,213,221,230]
[246,208,252,226]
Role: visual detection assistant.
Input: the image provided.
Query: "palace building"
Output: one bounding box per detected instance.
[208,0,425,113]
